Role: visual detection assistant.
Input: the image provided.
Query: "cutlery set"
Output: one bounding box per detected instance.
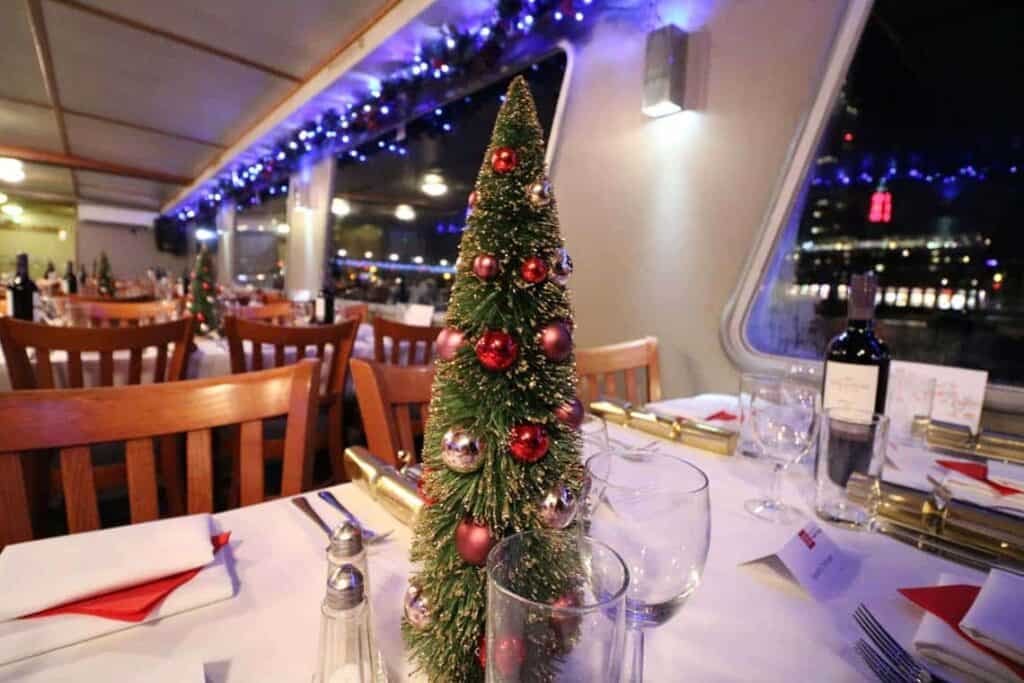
[291,492,393,544]
[853,603,948,683]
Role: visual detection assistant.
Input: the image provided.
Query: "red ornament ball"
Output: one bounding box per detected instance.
[520,256,549,284]
[554,397,584,429]
[202,282,211,291]
[436,327,466,361]
[539,321,573,361]
[472,253,500,281]
[490,146,518,174]
[468,190,479,210]
[196,312,206,323]
[455,518,494,566]
[477,634,487,669]
[509,423,550,463]
[475,330,518,371]
[493,635,526,678]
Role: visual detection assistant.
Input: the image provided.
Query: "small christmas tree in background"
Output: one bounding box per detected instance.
[403,76,583,682]
[96,251,115,297]
[188,245,219,334]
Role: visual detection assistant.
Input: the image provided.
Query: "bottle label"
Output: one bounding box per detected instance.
[315,296,325,321]
[823,361,879,414]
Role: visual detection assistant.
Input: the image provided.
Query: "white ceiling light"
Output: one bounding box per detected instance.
[413,256,424,264]
[395,204,416,221]
[237,224,250,232]
[2,203,24,218]
[364,251,373,259]
[0,158,25,184]
[58,229,67,241]
[195,227,217,241]
[0,192,7,204]
[331,197,352,217]
[420,172,448,197]
[276,222,290,235]
[337,248,348,257]
[389,253,399,261]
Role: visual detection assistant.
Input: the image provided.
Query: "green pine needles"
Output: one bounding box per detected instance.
[188,245,219,334]
[96,251,115,298]
[403,76,583,681]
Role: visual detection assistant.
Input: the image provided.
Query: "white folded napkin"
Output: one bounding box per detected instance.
[0,514,215,622]
[988,461,1024,491]
[0,539,235,667]
[961,569,1024,667]
[647,394,740,429]
[912,573,1021,683]
[1,652,205,682]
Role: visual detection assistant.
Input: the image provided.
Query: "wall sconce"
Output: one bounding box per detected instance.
[642,25,688,118]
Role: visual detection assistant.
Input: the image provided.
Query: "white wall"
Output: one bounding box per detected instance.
[551,0,846,397]
[77,222,192,279]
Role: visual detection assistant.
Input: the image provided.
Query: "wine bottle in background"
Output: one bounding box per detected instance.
[822,272,890,415]
[8,253,38,321]
[78,264,88,287]
[317,270,336,324]
[63,261,78,294]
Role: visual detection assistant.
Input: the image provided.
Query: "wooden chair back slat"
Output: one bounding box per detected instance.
[67,350,84,387]
[82,300,181,327]
[0,360,321,547]
[60,446,100,534]
[128,348,143,384]
[34,351,55,389]
[274,344,285,368]
[234,302,293,325]
[154,345,169,384]
[124,438,159,524]
[99,350,115,385]
[252,343,264,371]
[350,359,435,465]
[372,318,442,366]
[576,337,662,406]
[239,421,264,507]
[342,303,368,326]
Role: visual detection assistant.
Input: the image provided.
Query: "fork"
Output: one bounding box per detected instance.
[855,639,909,683]
[853,604,948,683]
[317,490,392,543]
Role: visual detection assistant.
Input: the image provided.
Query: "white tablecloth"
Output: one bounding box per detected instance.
[0,324,376,392]
[0,423,984,682]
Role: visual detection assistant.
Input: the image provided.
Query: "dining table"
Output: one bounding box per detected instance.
[0,420,985,682]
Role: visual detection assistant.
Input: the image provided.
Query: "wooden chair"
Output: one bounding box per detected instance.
[0,316,196,519]
[350,359,434,466]
[79,299,182,327]
[224,315,358,481]
[0,360,319,548]
[372,317,442,366]
[575,336,662,406]
[233,301,293,325]
[341,303,369,326]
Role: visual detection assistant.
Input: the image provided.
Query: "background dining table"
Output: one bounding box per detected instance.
[0,422,984,682]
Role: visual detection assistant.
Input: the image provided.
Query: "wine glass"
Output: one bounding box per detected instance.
[583,450,710,683]
[292,300,314,326]
[580,413,608,454]
[744,380,821,524]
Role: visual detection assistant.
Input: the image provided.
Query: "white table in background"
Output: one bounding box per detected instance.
[0,423,983,682]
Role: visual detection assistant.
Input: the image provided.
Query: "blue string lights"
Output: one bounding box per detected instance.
[168,0,595,224]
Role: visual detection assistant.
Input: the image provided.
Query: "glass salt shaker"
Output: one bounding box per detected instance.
[314,564,381,683]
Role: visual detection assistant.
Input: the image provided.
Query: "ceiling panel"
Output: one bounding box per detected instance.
[0,2,49,103]
[43,1,295,145]
[0,162,75,202]
[75,0,393,78]
[0,100,63,153]
[64,113,220,178]
[75,170,178,210]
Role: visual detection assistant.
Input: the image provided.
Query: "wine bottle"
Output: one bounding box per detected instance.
[8,253,38,321]
[822,272,890,415]
[318,273,336,325]
[63,261,78,294]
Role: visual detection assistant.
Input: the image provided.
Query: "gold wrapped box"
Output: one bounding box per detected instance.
[342,446,424,527]
[589,399,737,456]
[925,419,1024,465]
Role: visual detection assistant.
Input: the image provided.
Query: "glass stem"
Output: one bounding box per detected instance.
[624,625,645,682]
[766,462,785,507]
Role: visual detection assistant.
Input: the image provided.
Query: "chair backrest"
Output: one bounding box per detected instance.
[0,316,194,390]
[341,303,369,326]
[233,301,293,325]
[0,359,320,547]
[372,317,443,365]
[575,336,662,405]
[350,359,434,465]
[224,315,358,398]
[78,299,181,327]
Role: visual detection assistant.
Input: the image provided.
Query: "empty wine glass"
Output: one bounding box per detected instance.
[583,450,710,683]
[580,413,608,454]
[744,380,821,524]
[293,300,314,326]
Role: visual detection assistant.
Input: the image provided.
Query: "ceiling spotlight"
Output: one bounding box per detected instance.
[395,204,416,221]
[413,256,424,265]
[331,197,352,217]
[364,251,373,259]
[276,222,290,235]
[2,203,24,218]
[420,172,448,197]
[389,253,400,262]
[195,227,217,241]
[337,248,348,257]
[0,158,25,184]
[58,229,67,241]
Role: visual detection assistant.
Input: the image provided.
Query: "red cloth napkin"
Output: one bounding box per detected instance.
[23,532,231,623]
[899,583,1024,679]
[705,410,738,422]
[937,460,1023,496]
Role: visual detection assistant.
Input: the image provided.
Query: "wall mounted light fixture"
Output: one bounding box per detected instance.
[642,25,689,118]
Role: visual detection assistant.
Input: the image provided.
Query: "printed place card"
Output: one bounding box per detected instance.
[888,360,988,434]
[742,522,857,601]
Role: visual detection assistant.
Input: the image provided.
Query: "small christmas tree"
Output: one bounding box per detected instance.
[403,76,583,682]
[96,251,115,297]
[188,245,219,334]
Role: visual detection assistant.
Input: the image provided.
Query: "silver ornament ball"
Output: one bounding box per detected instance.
[527,178,553,207]
[551,247,573,286]
[539,482,578,529]
[441,428,484,473]
[403,583,432,629]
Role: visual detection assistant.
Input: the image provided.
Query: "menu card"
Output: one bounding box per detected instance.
[741,522,858,601]
[888,360,988,434]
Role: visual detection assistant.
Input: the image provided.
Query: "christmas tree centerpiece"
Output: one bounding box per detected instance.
[96,251,115,297]
[403,76,583,681]
[188,245,220,335]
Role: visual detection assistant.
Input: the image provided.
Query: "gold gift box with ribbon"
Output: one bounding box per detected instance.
[588,398,737,455]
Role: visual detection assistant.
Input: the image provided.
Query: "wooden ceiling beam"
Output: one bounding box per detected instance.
[0,145,191,186]
[49,0,302,83]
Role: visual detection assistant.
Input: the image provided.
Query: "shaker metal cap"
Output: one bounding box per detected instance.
[328,521,363,557]
[326,564,365,609]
